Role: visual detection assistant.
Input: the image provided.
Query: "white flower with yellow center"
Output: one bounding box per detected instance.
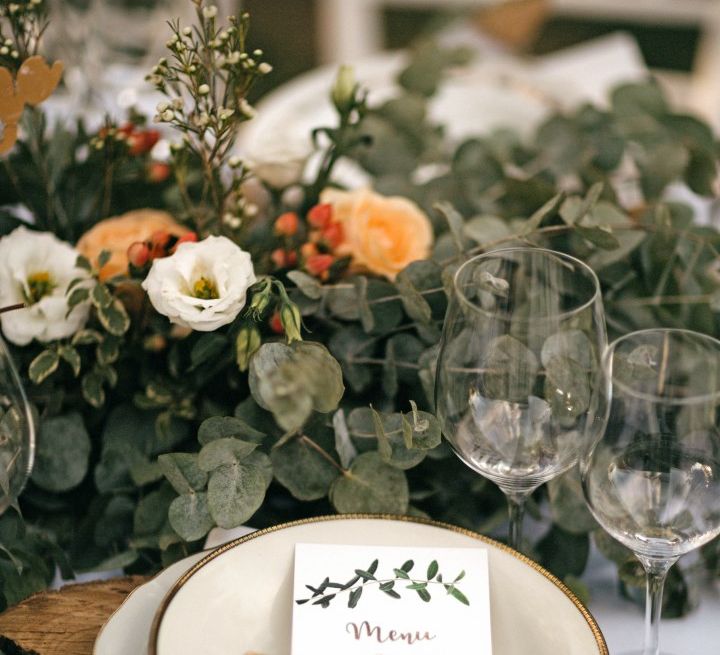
[142,235,256,331]
[0,226,92,346]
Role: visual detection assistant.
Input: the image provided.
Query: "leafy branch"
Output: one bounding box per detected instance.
[296,558,469,608]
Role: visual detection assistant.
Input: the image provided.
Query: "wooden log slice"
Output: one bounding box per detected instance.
[0,576,149,655]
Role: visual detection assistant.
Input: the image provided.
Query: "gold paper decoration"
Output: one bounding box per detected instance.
[0,55,63,155]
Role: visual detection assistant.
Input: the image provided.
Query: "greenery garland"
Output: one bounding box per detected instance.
[0,0,718,620]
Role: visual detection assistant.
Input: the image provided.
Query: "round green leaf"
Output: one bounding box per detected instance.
[207,460,267,528]
[168,492,214,542]
[198,438,257,472]
[271,437,340,500]
[330,452,409,514]
[198,415,266,445]
[32,413,91,492]
[482,335,539,401]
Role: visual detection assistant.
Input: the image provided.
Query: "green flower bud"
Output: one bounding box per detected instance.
[280,302,302,344]
[235,324,261,372]
[331,65,356,114]
[249,289,271,318]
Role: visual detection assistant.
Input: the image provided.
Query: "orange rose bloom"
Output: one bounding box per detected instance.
[76,209,190,280]
[320,188,433,280]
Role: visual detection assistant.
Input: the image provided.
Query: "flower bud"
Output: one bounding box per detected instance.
[128,242,151,268]
[274,211,299,237]
[307,203,332,229]
[269,311,283,334]
[235,324,261,372]
[331,65,357,114]
[249,289,271,317]
[148,161,171,183]
[305,253,334,279]
[321,221,344,249]
[280,302,302,343]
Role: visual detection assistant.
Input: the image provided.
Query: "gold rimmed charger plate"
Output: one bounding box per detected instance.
[149,514,608,655]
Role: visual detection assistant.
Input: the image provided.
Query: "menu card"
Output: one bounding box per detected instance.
[291,543,492,654]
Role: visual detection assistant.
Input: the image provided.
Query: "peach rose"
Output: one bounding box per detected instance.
[76,209,190,280]
[320,188,433,280]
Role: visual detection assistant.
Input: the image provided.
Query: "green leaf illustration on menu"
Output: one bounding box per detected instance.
[295,558,470,609]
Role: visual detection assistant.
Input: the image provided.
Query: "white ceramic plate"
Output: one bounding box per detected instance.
[93,552,206,655]
[94,526,256,655]
[149,515,607,655]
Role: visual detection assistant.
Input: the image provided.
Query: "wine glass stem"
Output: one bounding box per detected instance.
[507,494,526,551]
[639,557,676,655]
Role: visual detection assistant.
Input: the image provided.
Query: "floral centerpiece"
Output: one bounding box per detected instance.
[0,0,719,618]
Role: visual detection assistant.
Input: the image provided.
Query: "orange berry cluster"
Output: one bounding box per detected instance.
[128,230,198,270]
[271,203,344,281]
[97,122,171,183]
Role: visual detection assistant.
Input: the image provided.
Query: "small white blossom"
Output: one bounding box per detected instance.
[0,227,92,346]
[161,109,175,122]
[238,98,256,118]
[226,51,241,65]
[0,47,8,56]
[193,112,210,128]
[198,84,210,95]
[156,101,170,113]
[182,26,192,36]
[228,155,242,168]
[172,98,184,110]
[258,62,273,75]
[244,203,259,218]
[222,213,242,229]
[218,107,234,121]
[142,236,255,331]
[202,5,218,19]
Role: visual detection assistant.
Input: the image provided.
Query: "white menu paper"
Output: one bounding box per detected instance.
[291,543,492,655]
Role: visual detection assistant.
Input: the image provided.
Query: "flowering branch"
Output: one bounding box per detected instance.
[0,0,48,72]
[147,1,272,235]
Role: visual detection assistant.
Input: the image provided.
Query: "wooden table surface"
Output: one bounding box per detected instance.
[0,577,149,655]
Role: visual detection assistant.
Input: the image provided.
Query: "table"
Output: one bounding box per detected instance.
[1,563,719,654]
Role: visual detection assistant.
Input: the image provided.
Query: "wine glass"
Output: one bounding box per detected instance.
[435,247,606,550]
[0,334,35,516]
[581,328,720,655]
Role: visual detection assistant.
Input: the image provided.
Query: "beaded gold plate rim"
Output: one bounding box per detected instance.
[148,513,608,655]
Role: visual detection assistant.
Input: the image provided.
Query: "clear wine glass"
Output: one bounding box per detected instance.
[435,247,606,550]
[0,334,35,516]
[581,328,720,655]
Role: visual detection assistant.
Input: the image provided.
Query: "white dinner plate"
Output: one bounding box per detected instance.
[149,514,608,655]
[93,551,206,655]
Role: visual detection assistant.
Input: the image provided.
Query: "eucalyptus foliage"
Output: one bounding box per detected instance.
[0,7,719,618]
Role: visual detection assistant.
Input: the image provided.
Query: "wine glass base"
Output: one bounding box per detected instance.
[617,651,677,654]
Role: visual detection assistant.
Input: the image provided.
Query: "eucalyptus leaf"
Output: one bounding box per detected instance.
[207,460,267,528]
[168,492,214,542]
[32,413,90,492]
[271,435,340,500]
[198,438,257,472]
[198,415,266,445]
[333,409,357,469]
[330,452,409,514]
[158,453,208,494]
[482,335,539,401]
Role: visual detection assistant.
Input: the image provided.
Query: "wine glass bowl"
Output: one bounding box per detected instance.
[0,335,35,516]
[435,247,606,548]
[581,328,720,655]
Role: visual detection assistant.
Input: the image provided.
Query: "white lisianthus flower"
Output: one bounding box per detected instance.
[0,226,92,346]
[142,235,256,331]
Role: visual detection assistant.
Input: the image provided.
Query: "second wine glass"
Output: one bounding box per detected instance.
[435,247,606,550]
[581,328,720,655]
